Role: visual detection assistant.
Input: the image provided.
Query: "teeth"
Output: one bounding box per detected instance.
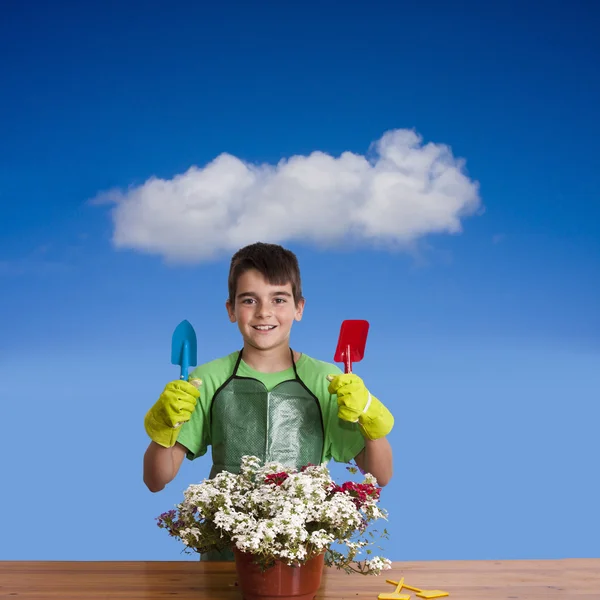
[254,325,275,330]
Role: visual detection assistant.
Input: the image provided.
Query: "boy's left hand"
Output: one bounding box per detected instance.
[327,373,394,440]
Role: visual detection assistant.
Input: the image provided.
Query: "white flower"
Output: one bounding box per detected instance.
[157,456,390,573]
[364,557,392,573]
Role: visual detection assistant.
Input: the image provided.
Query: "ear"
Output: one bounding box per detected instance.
[294,298,305,322]
[225,299,236,323]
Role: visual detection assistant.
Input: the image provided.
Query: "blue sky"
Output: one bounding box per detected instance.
[1,0,599,562]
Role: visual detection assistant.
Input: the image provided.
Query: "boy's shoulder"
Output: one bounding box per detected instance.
[297,352,343,377]
[187,349,343,382]
[189,351,239,380]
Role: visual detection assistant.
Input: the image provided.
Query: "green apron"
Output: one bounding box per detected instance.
[201,348,325,561]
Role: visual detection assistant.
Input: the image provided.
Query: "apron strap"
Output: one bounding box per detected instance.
[290,348,300,380]
[232,348,244,376]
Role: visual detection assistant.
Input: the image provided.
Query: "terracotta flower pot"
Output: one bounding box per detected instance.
[233,547,325,600]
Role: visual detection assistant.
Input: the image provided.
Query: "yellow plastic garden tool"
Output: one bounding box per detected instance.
[386,579,449,599]
[378,577,411,600]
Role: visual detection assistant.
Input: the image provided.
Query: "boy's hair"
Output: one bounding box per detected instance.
[228,242,303,306]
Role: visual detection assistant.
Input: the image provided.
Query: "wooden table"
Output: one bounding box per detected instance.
[0,559,598,599]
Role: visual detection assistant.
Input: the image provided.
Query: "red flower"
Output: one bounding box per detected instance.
[264,472,289,486]
[330,481,381,508]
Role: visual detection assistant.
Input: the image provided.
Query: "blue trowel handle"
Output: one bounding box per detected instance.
[180,340,189,380]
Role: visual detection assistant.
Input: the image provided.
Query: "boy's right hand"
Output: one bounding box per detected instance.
[144,379,202,448]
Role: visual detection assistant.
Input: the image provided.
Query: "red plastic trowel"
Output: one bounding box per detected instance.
[334,319,369,374]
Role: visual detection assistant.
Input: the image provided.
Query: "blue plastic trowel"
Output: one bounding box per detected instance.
[171,319,197,380]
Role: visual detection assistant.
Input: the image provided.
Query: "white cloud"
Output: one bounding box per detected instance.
[93,129,482,263]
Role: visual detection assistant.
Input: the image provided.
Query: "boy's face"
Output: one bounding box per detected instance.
[226,268,305,353]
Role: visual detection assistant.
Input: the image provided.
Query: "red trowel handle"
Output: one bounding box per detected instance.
[334,320,369,374]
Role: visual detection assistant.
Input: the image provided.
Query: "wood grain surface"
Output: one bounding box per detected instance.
[0,559,598,599]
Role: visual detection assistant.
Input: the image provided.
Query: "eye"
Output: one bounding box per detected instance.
[274,298,287,304]
[241,298,256,305]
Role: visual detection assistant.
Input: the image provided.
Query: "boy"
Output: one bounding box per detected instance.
[143,242,394,557]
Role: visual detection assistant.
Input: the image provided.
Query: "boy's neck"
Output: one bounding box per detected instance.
[241,344,300,373]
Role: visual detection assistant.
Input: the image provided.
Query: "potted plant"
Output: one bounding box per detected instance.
[157,455,391,600]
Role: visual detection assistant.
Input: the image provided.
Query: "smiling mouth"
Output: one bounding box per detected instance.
[253,325,277,331]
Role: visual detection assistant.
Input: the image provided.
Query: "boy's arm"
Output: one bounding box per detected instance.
[354,437,393,487]
[327,373,394,487]
[143,441,187,492]
[142,377,203,492]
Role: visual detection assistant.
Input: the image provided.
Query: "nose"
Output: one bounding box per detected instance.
[256,301,274,318]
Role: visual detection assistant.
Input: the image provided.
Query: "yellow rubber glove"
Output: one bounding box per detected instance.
[327,373,394,440]
[144,379,202,448]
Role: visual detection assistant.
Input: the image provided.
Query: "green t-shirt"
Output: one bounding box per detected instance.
[176,351,365,466]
